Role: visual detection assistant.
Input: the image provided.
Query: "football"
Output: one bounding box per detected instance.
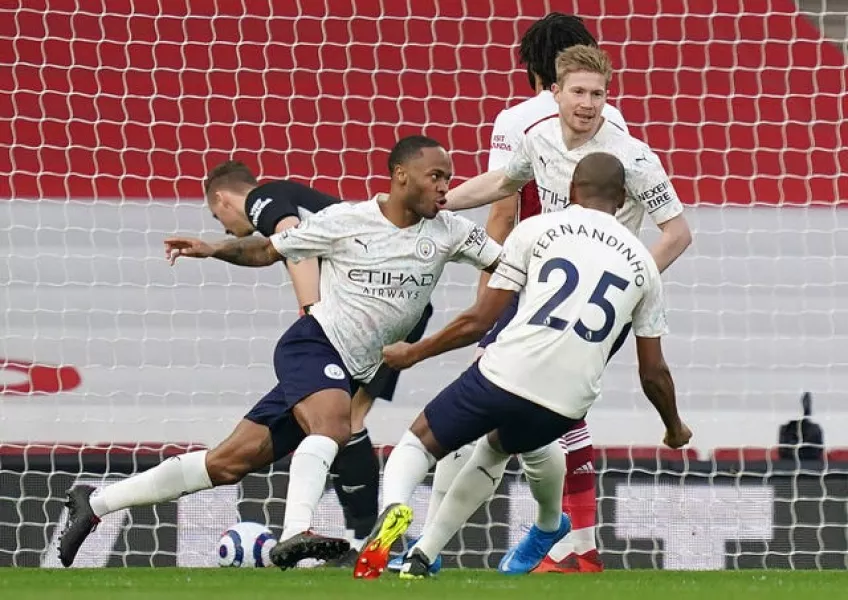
[217,521,277,568]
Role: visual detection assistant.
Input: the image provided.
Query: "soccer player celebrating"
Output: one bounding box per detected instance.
[428,40,692,574]
[57,136,502,569]
[355,152,691,579]
[401,14,631,576]
[193,163,435,564]
[448,44,692,270]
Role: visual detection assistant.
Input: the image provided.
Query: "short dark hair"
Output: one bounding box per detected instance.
[204,160,257,195]
[387,136,443,174]
[519,13,597,90]
[571,153,626,204]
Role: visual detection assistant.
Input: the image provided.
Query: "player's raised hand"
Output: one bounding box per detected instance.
[663,421,692,449]
[164,237,216,265]
[383,342,417,370]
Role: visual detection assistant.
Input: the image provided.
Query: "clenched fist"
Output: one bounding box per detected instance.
[663,421,693,450]
[382,342,418,371]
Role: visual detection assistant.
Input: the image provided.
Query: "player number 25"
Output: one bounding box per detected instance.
[528,257,629,342]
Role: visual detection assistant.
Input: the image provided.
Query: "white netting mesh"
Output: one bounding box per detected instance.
[2,0,847,569]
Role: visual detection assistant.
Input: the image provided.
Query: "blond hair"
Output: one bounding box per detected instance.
[555,45,613,87]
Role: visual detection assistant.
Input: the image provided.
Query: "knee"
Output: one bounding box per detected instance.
[320,421,351,448]
[205,449,251,486]
[303,414,350,447]
[297,405,351,447]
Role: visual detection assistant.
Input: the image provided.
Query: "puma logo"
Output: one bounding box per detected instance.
[476,466,498,487]
[354,238,369,252]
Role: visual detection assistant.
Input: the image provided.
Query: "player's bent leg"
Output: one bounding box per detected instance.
[60,419,273,568]
[386,440,473,573]
[427,441,475,523]
[354,406,452,580]
[270,388,352,570]
[412,434,510,568]
[368,363,507,579]
[495,408,579,575]
[352,424,437,579]
[205,419,277,485]
[326,387,380,566]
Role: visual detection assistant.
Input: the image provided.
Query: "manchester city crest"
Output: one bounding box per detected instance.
[415,236,436,260]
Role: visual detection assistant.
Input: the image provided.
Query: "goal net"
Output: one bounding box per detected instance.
[2,0,846,569]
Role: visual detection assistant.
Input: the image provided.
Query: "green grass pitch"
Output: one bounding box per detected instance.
[2,569,846,600]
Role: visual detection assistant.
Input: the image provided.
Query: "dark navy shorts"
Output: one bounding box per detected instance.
[245,315,359,461]
[363,302,433,401]
[424,362,581,455]
[478,293,519,349]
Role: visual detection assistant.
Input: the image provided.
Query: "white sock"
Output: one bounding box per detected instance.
[549,527,595,561]
[281,435,338,540]
[343,528,366,552]
[381,430,436,509]
[425,442,475,525]
[520,442,565,532]
[89,451,212,517]
[570,527,597,555]
[416,436,508,561]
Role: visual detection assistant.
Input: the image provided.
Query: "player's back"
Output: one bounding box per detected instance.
[479,205,664,419]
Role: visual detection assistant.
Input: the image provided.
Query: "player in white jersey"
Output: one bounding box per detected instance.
[397,15,630,576]
[424,41,693,574]
[447,44,691,271]
[354,153,691,579]
[188,164,437,564]
[57,136,502,569]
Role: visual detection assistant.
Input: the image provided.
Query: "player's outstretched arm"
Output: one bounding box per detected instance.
[476,195,518,299]
[383,287,515,370]
[650,214,692,273]
[164,236,282,268]
[444,169,525,211]
[635,335,692,449]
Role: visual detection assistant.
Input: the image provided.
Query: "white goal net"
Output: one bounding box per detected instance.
[1,0,846,569]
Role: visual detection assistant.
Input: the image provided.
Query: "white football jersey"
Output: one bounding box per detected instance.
[479,205,667,419]
[488,92,628,224]
[488,91,628,172]
[271,197,502,382]
[504,117,684,233]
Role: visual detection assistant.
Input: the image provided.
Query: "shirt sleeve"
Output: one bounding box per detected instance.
[447,214,503,269]
[601,103,630,135]
[503,133,536,184]
[487,110,520,172]
[626,147,684,226]
[246,181,339,237]
[269,203,348,262]
[487,222,531,292]
[632,262,669,338]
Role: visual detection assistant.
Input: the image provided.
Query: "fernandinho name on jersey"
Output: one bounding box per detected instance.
[531,220,648,287]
